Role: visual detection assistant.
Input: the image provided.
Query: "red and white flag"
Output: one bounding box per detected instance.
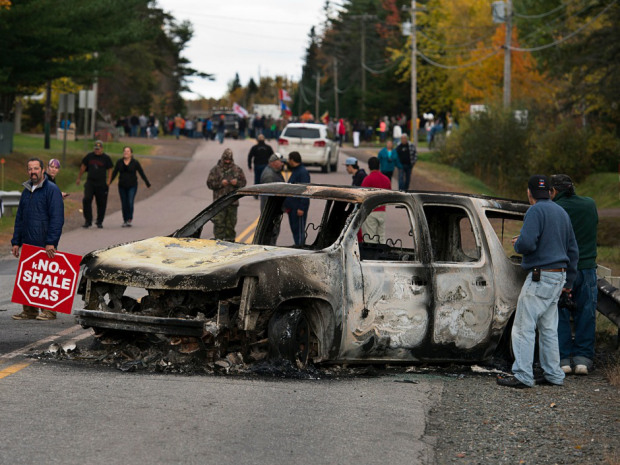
[278,89,292,102]
[232,102,249,118]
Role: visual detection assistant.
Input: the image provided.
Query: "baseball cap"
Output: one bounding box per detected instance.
[269,153,283,163]
[344,157,358,166]
[528,175,550,199]
[94,140,103,148]
[550,174,573,190]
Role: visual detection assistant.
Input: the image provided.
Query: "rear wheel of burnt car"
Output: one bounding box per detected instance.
[268,308,310,366]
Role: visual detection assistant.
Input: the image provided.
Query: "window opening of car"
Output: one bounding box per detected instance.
[359,203,418,262]
[485,210,524,263]
[423,205,481,262]
[283,128,321,139]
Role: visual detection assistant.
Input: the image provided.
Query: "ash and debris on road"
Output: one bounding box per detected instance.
[31,337,619,464]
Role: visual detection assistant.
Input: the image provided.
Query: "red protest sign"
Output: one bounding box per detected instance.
[11,244,82,314]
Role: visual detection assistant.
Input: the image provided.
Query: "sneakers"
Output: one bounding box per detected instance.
[122,222,132,227]
[561,365,573,374]
[12,312,38,320]
[497,376,531,389]
[574,364,589,375]
[534,376,563,386]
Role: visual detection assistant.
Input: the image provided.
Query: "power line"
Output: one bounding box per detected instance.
[509,0,617,52]
[513,1,569,19]
[417,47,502,69]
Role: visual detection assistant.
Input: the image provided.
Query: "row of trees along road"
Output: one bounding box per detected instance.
[0,0,212,136]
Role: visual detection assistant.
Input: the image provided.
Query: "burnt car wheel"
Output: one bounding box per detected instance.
[268,309,310,366]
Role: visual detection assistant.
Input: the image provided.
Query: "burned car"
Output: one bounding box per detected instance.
[75,184,529,365]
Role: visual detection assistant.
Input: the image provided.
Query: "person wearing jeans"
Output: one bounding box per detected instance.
[497,175,578,389]
[551,174,598,375]
[110,146,151,227]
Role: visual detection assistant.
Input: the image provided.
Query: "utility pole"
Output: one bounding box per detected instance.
[315,72,320,119]
[333,58,339,119]
[361,19,366,119]
[410,0,418,146]
[503,0,512,108]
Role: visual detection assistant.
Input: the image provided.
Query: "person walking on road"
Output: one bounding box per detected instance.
[110,146,151,227]
[259,153,285,211]
[76,140,113,229]
[11,158,64,321]
[377,139,399,182]
[283,151,310,246]
[206,149,247,241]
[344,157,367,186]
[360,157,391,243]
[248,134,274,189]
[551,174,599,376]
[497,175,578,389]
[395,134,418,191]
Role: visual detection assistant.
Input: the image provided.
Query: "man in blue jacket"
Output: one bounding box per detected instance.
[11,158,64,321]
[283,151,310,245]
[498,175,578,388]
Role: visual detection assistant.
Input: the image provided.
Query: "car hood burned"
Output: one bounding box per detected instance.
[81,236,311,290]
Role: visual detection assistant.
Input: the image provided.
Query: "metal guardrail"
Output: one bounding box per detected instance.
[0,190,21,217]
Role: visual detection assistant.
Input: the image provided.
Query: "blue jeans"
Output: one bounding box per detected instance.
[217,130,225,144]
[398,165,412,191]
[558,268,597,369]
[288,210,307,246]
[118,186,138,222]
[511,271,566,386]
[254,164,266,186]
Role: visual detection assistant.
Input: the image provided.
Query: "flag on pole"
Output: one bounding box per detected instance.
[278,89,292,102]
[321,111,329,124]
[279,100,292,117]
[232,102,249,118]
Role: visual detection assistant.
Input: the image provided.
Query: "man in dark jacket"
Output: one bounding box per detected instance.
[344,157,367,186]
[283,151,310,246]
[11,158,64,320]
[551,174,598,376]
[247,134,274,188]
[395,134,417,191]
[259,153,285,211]
[76,140,113,228]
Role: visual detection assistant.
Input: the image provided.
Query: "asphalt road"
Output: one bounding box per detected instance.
[0,139,440,465]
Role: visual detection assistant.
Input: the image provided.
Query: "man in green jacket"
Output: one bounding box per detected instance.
[551,174,598,375]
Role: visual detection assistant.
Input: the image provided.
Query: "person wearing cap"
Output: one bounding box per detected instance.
[497,175,578,389]
[11,158,64,321]
[76,140,113,229]
[395,134,418,191]
[46,159,69,198]
[282,151,310,246]
[344,157,367,186]
[247,134,274,190]
[551,174,598,376]
[110,146,151,227]
[206,148,247,241]
[259,153,285,211]
[360,157,391,243]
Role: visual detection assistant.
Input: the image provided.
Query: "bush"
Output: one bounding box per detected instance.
[439,106,532,198]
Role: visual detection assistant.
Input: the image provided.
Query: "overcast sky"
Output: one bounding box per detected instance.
[156,0,328,101]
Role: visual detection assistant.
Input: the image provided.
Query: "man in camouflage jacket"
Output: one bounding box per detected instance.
[206,148,247,241]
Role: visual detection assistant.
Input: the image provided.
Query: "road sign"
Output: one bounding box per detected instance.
[11,244,82,314]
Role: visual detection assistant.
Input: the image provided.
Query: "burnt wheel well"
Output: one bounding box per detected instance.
[269,298,336,363]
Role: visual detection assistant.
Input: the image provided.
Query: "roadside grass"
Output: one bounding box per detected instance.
[0,134,155,246]
[577,172,620,209]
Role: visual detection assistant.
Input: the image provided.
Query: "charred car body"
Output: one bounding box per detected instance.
[75,184,529,364]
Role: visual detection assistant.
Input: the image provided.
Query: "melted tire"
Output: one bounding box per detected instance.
[268,309,310,366]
